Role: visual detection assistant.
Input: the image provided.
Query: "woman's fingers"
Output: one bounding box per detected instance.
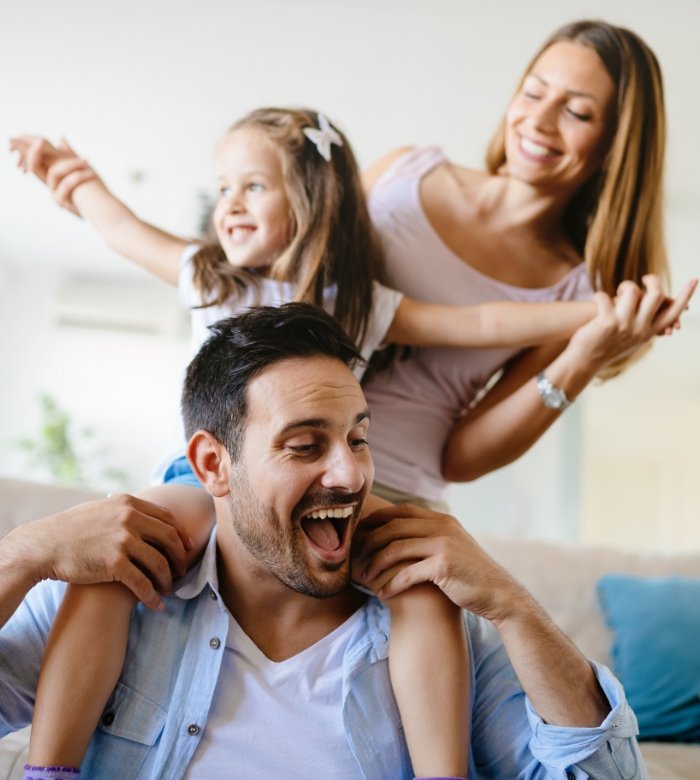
[614,280,643,324]
[651,278,698,333]
[636,274,666,326]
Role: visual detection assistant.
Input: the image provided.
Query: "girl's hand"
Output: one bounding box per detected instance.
[10,134,66,180]
[568,274,697,372]
[9,135,96,216]
[352,504,530,624]
[45,153,99,214]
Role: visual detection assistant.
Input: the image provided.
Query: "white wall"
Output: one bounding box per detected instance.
[1,1,698,543]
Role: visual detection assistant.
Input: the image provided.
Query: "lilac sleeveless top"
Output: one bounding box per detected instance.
[363,147,593,502]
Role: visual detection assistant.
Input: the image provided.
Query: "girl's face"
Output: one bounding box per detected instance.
[213,127,292,272]
[504,41,616,197]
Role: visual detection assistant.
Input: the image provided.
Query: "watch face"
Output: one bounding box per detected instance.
[544,388,564,409]
[537,373,568,409]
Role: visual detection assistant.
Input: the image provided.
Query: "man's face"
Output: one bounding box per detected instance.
[225,355,374,598]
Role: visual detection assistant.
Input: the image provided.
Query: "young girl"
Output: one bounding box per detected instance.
[10,109,688,780]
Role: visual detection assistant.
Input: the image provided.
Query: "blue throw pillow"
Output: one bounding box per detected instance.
[597,574,700,742]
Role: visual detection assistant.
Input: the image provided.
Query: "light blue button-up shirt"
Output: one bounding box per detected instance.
[0,532,646,779]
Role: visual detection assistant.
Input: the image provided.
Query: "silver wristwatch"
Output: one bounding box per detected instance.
[536,372,571,410]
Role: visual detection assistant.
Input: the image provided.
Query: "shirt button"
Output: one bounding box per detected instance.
[209,637,221,649]
[101,711,115,726]
[566,772,576,780]
[210,590,218,600]
[187,724,200,736]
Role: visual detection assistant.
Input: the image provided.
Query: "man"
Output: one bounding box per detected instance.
[0,304,644,778]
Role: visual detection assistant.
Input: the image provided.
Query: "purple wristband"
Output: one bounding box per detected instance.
[23,766,80,780]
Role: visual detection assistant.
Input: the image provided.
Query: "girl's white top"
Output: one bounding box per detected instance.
[179,244,402,377]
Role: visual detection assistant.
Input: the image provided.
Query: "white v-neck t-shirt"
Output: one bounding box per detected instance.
[184,607,367,778]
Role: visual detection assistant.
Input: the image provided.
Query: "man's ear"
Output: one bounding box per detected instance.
[187,430,231,497]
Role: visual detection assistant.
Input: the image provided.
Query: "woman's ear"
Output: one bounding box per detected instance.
[187,430,231,497]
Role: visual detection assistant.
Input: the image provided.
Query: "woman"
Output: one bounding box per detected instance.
[362,19,686,509]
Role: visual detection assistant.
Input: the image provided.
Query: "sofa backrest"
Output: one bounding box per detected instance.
[0,477,102,534]
[475,533,700,667]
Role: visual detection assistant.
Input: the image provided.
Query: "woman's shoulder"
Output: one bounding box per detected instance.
[362,146,452,194]
[362,146,416,193]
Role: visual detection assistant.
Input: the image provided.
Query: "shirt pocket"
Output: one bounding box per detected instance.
[98,680,167,745]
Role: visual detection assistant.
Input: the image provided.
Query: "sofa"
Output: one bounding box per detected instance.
[1,476,699,779]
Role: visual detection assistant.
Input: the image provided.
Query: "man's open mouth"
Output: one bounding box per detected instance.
[300,505,355,553]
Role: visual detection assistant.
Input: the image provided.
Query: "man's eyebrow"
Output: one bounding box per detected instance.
[279,409,371,434]
[529,73,599,102]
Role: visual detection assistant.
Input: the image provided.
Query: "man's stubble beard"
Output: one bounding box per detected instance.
[227,469,352,599]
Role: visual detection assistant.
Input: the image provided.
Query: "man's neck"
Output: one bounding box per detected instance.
[215,533,366,662]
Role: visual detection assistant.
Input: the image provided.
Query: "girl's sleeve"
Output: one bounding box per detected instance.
[360,282,404,362]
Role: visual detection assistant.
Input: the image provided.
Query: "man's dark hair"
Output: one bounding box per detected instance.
[182,303,364,459]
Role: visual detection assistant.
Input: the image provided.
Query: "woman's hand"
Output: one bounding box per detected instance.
[567,274,697,372]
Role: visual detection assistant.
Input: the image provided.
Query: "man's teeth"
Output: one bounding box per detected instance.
[305,506,354,520]
[521,137,556,157]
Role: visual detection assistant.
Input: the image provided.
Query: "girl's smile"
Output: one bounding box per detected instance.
[213,126,291,271]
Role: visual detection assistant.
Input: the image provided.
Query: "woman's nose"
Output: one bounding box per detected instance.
[529,98,558,132]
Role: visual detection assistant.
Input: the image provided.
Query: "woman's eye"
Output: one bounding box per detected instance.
[566,108,592,121]
[219,186,232,198]
[247,182,264,192]
[351,438,368,450]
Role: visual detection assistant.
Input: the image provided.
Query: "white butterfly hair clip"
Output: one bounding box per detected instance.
[302,113,343,162]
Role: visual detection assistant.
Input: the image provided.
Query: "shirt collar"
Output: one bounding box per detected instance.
[174,527,220,600]
[171,526,393,661]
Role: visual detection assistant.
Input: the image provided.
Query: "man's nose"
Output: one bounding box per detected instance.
[320,446,366,494]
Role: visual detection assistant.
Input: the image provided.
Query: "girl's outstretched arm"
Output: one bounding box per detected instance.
[10,136,189,286]
[27,484,215,772]
[386,296,596,349]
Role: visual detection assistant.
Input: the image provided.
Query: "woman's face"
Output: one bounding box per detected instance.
[504,41,616,197]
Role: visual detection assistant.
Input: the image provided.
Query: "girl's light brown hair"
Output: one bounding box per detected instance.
[486,20,669,376]
[191,107,384,348]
